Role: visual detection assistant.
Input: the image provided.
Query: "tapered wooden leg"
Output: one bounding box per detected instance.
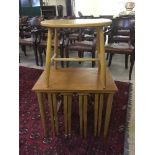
[94,94,99,136]
[37,92,48,137]
[63,95,68,136]
[96,28,100,73]
[79,95,83,136]
[99,27,106,88]
[104,93,114,138]
[83,95,87,138]
[54,28,58,68]
[47,93,55,136]
[52,94,59,135]
[68,95,72,136]
[45,29,52,87]
[98,94,104,136]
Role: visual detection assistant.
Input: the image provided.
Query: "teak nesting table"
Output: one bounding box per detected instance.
[32,19,118,139]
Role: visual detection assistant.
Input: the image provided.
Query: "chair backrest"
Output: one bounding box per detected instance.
[112,16,134,30]
[111,16,135,36]
[57,5,63,17]
[28,16,44,28]
[19,16,29,25]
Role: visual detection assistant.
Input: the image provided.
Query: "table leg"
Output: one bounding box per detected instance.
[94,94,99,136]
[79,95,83,136]
[52,93,59,135]
[37,92,48,137]
[104,93,114,138]
[63,95,68,136]
[98,94,104,136]
[47,93,55,136]
[83,95,87,138]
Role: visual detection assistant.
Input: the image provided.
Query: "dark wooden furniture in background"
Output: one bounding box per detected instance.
[19,16,43,65]
[41,5,56,19]
[105,16,135,80]
[66,0,72,16]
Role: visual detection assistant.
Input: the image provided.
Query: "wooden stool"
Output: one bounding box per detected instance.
[32,19,117,139]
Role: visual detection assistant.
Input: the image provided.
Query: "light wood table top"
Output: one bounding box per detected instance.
[32,67,117,93]
[41,19,112,28]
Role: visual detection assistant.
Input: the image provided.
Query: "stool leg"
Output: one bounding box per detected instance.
[94,94,99,136]
[68,95,72,136]
[79,95,83,136]
[83,95,87,138]
[104,93,114,138]
[63,95,68,136]
[37,92,48,137]
[48,93,55,136]
[52,94,59,135]
[98,94,104,136]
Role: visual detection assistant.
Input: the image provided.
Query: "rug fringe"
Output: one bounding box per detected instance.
[123,83,134,155]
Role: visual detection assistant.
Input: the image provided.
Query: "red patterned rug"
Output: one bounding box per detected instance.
[19,66,131,155]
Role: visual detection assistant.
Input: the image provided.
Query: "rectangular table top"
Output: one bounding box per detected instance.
[32,67,117,93]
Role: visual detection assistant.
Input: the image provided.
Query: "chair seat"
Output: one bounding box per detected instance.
[105,42,134,54]
[84,34,95,41]
[68,41,94,52]
[74,40,95,46]
[113,35,130,42]
[117,29,130,35]
[68,33,80,40]
[39,40,61,47]
[23,32,31,37]
[19,38,34,45]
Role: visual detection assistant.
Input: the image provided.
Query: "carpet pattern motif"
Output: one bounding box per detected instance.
[19,66,131,155]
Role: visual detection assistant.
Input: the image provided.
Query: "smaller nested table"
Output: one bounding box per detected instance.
[32,68,117,138]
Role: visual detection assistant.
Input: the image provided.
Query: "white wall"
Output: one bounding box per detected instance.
[75,0,135,17]
[43,0,67,16]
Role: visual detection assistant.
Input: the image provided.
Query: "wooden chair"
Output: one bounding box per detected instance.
[37,28,65,67]
[105,16,135,80]
[19,17,43,65]
[64,28,96,67]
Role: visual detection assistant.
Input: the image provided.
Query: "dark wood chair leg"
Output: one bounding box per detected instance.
[33,44,39,66]
[38,46,43,66]
[106,53,109,60]
[78,51,82,64]
[21,45,27,56]
[92,51,95,67]
[43,48,46,56]
[129,53,135,80]
[65,48,69,67]
[125,54,128,69]
[108,53,113,67]
[60,45,64,68]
